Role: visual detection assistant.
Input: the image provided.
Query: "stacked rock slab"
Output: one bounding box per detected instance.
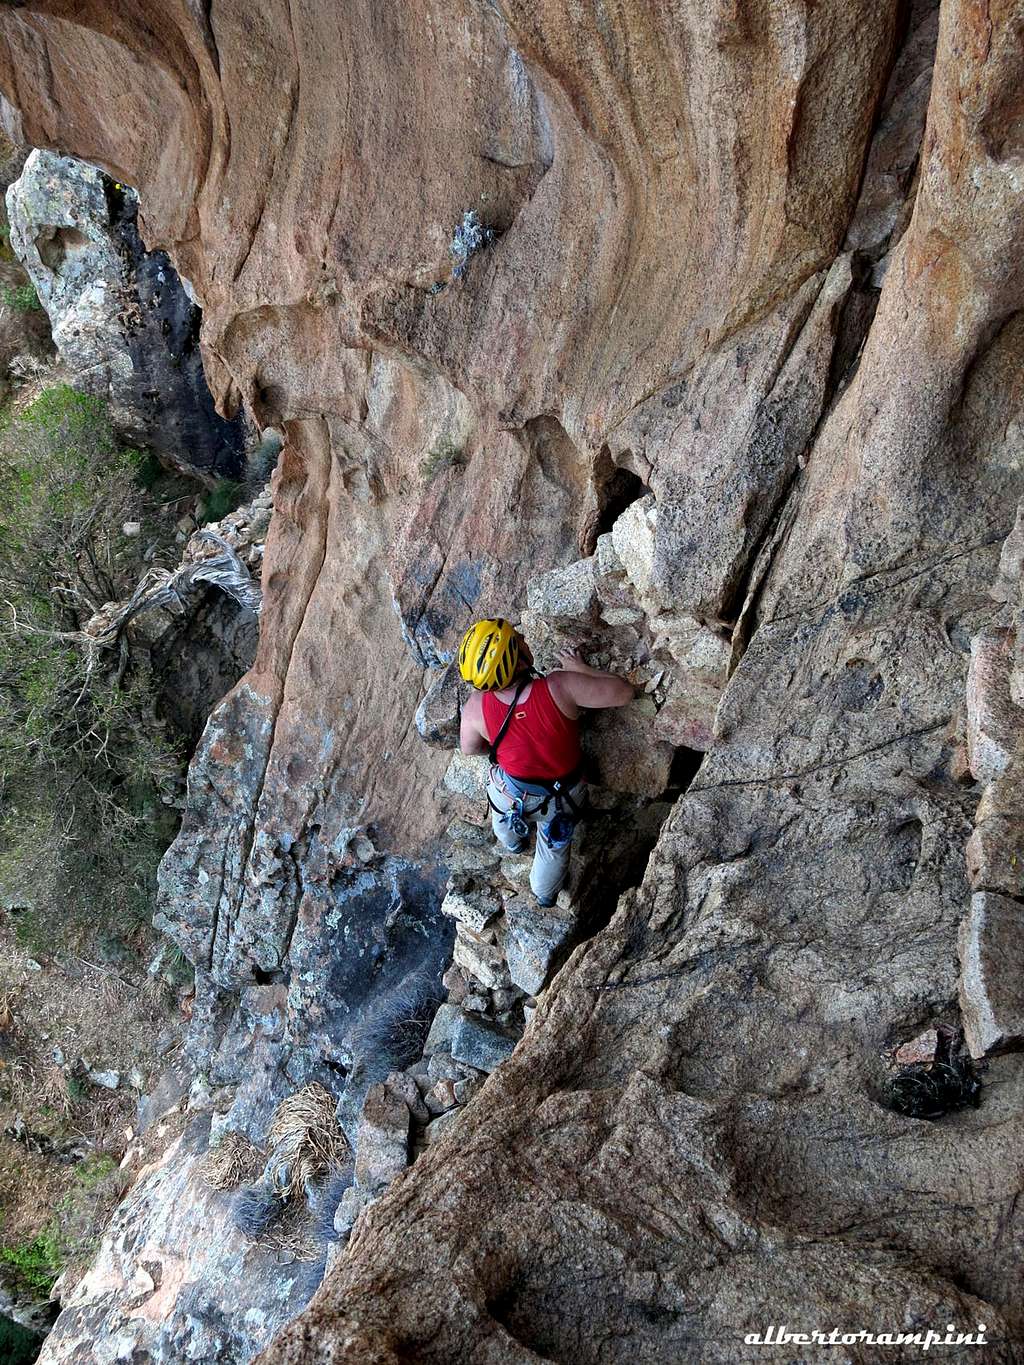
[959,510,1024,1057]
[332,780,668,1253]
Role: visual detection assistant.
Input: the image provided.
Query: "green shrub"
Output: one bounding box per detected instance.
[0,283,42,313]
[201,477,244,522]
[0,385,182,950]
[0,1228,62,1295]
[74,1154,117,1192]
[420,437,465,484]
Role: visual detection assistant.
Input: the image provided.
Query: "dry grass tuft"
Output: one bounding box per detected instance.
[265,1084,348,1200]
[40,1063,74,1116]
[0,990,15,1033]
[259,1198,323,1263]
[201,1131,266,1191]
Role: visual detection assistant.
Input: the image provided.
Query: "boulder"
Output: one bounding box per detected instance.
[526,557,600,623]
[958,891,1024,1057]
[652,683,721,751]
[453,927,512,991]
[353,1083,410,1195]
[441,754,490,804]
[449,1014,517,1073]
[610,496,658,605]
[423,1002,462,1055]
[440,884,501,934]
[415,662,465,748]
[595,532,624,580]
[384,1071,430,1126]
[583,698,675,796]
[425,1079,457,1115]
[966,628,1022,782]
[504,899,580,996]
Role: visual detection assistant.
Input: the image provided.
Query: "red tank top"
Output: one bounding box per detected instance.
[482,677,582,781]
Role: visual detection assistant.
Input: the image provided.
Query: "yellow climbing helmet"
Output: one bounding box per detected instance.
[458,618,520,691]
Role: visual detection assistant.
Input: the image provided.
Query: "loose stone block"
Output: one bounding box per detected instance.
[527,557,599,623]
[449,1013,517,1073]
[454,929,511,990]
[423,1002,462,1055]
[504,899,579,996]
[958,891,1024,1057]
[354,1082,410,1195]
[441,885,501,934]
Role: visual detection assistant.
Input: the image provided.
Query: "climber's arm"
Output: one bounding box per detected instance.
[459,692,491,755]
[551,650,634,711]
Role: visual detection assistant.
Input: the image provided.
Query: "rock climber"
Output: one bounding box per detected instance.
[457,618,633,907]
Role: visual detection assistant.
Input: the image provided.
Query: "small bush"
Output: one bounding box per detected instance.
[232,1183,285,1240]
[244,430,282,494]
[0,283,41,313]
[346,964,444,1072]
[420,438,465,484]
[201,477,244,523]
[74,1155,117,1192]
[0,1228,62,1296]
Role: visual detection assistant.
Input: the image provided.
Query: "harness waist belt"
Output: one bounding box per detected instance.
[499,765,584,796]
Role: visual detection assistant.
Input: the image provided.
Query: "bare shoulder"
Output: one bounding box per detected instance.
[463,688,485,724]
[545,670,580,718]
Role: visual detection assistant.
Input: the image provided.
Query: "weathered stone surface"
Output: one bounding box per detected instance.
[24,1118,313,1364]
[422,1003,461,1056]
[7,150,245,477]
[583,699,675,797]
[610,496,658,606]
[415,662,465,749]
[439,885,501,935]
[334,1184,374,1242]
[353,1084,410,1196]
[504,899,579,996]
[424,1108,462,1146]
[424,1079,457,1116]
[965,814,1024,898]
[384,1070,429,1126]
[526,557,599,623]
[652,682,721,752]
[595,531,623,580]
[453,929,511,992]
[967,627,1021,782]
[449,1014,516,1075]
[441,754,490,805]
[958,892,1024,1059]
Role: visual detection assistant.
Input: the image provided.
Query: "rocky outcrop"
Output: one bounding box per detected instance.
[6,149,246,477]
[0,0,1021,1360]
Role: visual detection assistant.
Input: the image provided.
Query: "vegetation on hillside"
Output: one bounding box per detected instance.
[0,385,183,953]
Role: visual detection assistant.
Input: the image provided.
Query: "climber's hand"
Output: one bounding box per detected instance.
[557,648,592,674]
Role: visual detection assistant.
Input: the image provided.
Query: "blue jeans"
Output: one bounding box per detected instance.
[487,766,586,903]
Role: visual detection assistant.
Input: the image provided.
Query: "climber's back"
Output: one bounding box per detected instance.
[456,618,632,906]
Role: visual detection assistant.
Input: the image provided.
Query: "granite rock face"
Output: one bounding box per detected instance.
[0,0,1022,1361]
